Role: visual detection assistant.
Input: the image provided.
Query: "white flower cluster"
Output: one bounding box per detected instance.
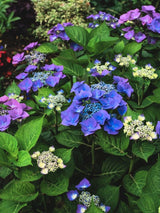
[31,146,66,174]
[123,115,157,141]
[132,64,158,79]
[8,93,24,102]
[114,54,136,67]
[40,90,67,111]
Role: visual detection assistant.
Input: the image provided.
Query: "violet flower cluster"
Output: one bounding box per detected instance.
[87,59,116,77]
[48,22,83,51]
[87,11,120,29]
[0,95,32,131]
[118,5,160,43]
[16,63,66,93]
[61,77,133,136]
[67,178,110,213]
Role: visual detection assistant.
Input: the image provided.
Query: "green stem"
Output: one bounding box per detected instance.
[75,167,91,176]
[55,110,58,134]
[129,158,134,173]
[91,141,95,174]
[42,194,47,213]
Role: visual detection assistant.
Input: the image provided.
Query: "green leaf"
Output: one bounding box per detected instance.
[113,40,125,53]
[5,80,21,96]
[85,201,104,213]
[0,132,18,157]
[137,194,156,213]
[13,150,32,167]
[122,41,142,55]
[132,141,155,162]
[40,173,69,196]
[116,201,131,213]
[0,180,38,202]
[55,148,72,164]
[101,156,129,182]
[89,22,110,39]
[15,117,43,151]
[65,26,89,47]
[123,170,148,196]
[56,130,83,148]
[35,42,58,53]
[52,57,86,77]
[96,130,129,156]
[14,166,42,181]
[0,166,12,179]
[0,200,27,213]
[97,184,120,212]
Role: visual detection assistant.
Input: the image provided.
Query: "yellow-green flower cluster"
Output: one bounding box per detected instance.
[114,54,136,67]
[31,146,66,174]
[132,64,158,79]
[40,90,67,111]
[8,93,24,102]
[123,115,157,141]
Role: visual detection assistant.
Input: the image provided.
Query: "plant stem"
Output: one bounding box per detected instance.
[42,194,47,213]
[91,141,95,174]
[129,158,134,173]
[55,110,58,134]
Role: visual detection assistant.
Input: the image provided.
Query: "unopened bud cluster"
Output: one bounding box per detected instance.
[8,93,24,102]
[79,191,107,212]
[25,50,46,65]
[114,54,136,67]
[132,64,158,79]
[87,60,116,75]
[39,90,67,110]
[123,115,157,141]
[31,146,66,174]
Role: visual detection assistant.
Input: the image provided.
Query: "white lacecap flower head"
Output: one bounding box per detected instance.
[130,132,140,140]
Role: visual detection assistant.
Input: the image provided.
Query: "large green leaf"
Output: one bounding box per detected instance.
[52,57,86,77]
[56,130,83,148]
[65,26,89,47]
[96,130,129,156]
[85,201,104,213]
[15,117,43,151]
[123,170,148,196]
[0,180,38,202]
[116,201,131,213]
[13,150,32,167]
[5,80,21,96]
[113,40,125,53]
[88,22,110,39]
[54,148,72,164]
[35,42,58,53]
[122,41,142,55]
[14,166,42,182]
[0,200,27,213]
[137,194,156,213]
[40,173,69,196]
[97,184,120,212]
[0,132,18,157]
[132,141,155,162]
[101,156,129,182]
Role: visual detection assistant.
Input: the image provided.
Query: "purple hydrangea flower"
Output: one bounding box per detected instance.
[0,95,9,103]
[141,5,155,13]
[12,52,25,65]
[156,121,160,138]
[0,115,11,131]
[70,42,83,51]
[76,204,87,213]
[139,15,153,25]
[24,65,37,73]
[16,72,29,80]
[67,190,79,201]
[75,178,91,190]
[18,78,33,93]
[124,30,135,40]
[118,9,141,24]
[148,17,160,33]
[24,42,39,51]
[147,36,157,44]
[80,117,101,136]
[104,117,123,135]
[41,64,55,71]
[134,32,146,42]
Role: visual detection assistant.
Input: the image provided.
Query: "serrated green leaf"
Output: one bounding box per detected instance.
[65,26,89,47]
[137,194,156,213]
[96,130,129,156]
[0,200,27,213]
[35,42,58,53]
[5,81,21,96]
[97,184,120,212]
[52,57,86,77]
[0,166,12,179]
[55,148,72,164]
[15,117,43,151]
[0,180,38,202]
[132,141,155,162]
[56,130,83,148]
[113,40,125,53]
[89,22,110,39]
[40,173,69,196]
[14,166,42,181]
[0,132,18,157]
[123,41,142,55]
[85,201,104,213]
[13,150,32,167]
[123,170,148,196]
[101,156,129,182]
